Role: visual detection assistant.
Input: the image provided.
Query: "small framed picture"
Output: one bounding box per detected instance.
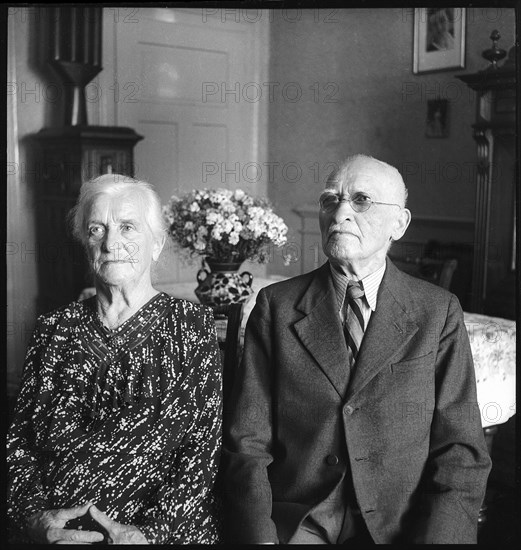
[413,8,466,74]
[426,99,449,138]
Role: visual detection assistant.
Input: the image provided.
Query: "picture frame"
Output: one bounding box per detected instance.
[425,99,449,138]
[413,8,466,74]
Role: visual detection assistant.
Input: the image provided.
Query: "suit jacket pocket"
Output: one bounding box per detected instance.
[391,351,434,373]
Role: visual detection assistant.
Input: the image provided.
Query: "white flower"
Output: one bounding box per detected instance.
[221,219,234,234]
[184,221,194,230]
[194,238,206,250]
[189,202,200,212]
[221,200,236,214]
[229,231,240,245]
[210,188,233,204]
[211,227,223,241]
[206,211,223,225]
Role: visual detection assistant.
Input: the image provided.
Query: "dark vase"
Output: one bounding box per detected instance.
[195,259,254,307]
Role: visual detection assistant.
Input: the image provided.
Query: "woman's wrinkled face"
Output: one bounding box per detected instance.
[85,193,161,287]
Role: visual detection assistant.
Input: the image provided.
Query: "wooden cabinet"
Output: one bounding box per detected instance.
[457,44,517,515]
[456,51,516,318]
[31,125,143,313]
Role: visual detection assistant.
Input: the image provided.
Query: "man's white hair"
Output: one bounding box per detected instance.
[326,154,408,207]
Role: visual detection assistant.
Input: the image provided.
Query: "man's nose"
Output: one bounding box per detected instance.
[332,199,356,222]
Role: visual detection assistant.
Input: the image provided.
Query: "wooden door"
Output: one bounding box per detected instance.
[108,7,269,285]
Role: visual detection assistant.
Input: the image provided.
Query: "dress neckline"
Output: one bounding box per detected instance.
[83,291,166,338]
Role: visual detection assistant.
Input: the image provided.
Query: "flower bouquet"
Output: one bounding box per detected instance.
[163,188,288,264]
[163,188,288,305]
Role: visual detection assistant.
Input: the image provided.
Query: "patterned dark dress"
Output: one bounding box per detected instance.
[7,293,223,544]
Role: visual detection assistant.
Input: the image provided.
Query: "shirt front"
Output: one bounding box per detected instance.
[329,261,386,326]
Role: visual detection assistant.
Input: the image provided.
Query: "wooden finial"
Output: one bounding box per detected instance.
[482,30,507,69]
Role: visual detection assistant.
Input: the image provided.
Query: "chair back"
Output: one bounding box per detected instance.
[212,303,244,410]
[390,256,458,290]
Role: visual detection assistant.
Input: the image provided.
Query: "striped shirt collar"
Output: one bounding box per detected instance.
[329,261,386,312]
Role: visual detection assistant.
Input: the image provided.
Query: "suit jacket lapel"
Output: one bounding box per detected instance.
[345,259,419,402]
[294,263,351,398]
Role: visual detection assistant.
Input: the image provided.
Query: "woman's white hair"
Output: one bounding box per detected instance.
[69,174,166,246]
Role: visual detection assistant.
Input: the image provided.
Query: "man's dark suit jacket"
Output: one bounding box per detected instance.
[222,259,491,544]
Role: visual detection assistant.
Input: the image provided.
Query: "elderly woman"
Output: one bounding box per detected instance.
[7,174,222,544]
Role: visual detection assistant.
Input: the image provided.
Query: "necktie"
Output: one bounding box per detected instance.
[343,281,366,366]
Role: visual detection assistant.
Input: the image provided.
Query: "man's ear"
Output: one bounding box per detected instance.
[391,208,411,241]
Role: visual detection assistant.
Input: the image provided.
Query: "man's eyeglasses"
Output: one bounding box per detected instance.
[319,192,402,213]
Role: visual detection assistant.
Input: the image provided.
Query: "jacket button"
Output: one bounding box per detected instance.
[343,404,355,415]
[326,454,339,465]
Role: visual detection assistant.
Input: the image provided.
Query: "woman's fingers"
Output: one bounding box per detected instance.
[88,504,115,532]
[56,502,94,523]
[55,542,92,545]
[48,528,104,544]
[88,506,148,544]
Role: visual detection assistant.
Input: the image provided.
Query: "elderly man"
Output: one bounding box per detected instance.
[222,154,491,544]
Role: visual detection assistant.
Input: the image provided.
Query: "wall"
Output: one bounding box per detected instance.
[266,7,516,278]
[7,8,101,393]
[7,7,126,392]
[7,11,41,395]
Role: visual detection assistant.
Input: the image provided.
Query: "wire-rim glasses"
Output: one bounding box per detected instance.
[319,192,402,213]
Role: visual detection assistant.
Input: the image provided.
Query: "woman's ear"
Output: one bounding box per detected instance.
[152,232,166,262]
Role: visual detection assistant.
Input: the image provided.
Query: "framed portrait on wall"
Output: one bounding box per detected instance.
[426,99,449,138]
[413,8,466,74]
